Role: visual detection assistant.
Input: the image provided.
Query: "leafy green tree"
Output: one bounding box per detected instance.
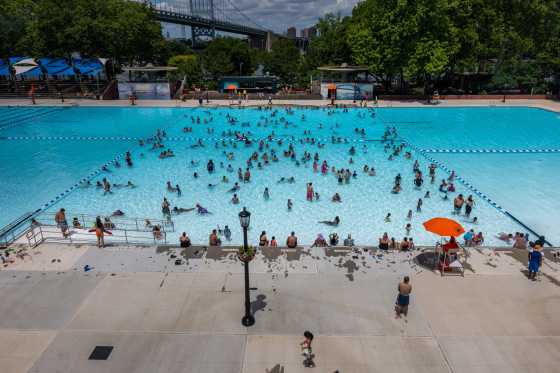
[168,55,202,87]
[201,37,254,80]
[0,0,35,57]
[24,0,164,68]
[156,41,193,65]
[261,39,300,84]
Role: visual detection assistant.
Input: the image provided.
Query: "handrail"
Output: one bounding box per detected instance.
[27,223,168,246]
[0,211,174,248]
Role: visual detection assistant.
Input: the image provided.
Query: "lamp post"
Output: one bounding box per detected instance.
[502,76,509,103]
[353,83,357,103]
[206,90,209,104]
[240,62,243,77]
[239,207,255,327]
[57,83,64,103]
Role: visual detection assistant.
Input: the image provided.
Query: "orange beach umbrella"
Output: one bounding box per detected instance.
[423,218,465,237]
[326,85,337,89]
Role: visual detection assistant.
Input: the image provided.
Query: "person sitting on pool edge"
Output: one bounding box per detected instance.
[343,234,354,247]
[329,233,339,246]
[286,232,297,248]
[311,234,329,248]
[209,229,221,246]
[318,216,340,227]
[180,232,191,247]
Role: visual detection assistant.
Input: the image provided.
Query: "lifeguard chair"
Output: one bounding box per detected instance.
[435,241,465,276]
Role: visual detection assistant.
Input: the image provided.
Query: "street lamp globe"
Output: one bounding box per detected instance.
[238,207,251,228]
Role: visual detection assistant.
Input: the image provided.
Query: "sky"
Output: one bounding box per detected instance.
[160,0,360,38]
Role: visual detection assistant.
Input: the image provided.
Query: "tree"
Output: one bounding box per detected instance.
[0,0,35,57]
[261,39,300,84]
[24,0,164,68]
[156,40,193,65]
[168,55,202,87]
[201,37,254,81]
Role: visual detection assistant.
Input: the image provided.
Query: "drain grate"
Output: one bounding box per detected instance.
[88,346,114,360]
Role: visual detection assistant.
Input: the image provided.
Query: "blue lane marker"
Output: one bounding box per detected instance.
[0,107,69,131]
[37,108,195,211]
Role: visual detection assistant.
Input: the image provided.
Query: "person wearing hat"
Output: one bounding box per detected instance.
[196,204,209,214]
[311,234,329,248]
[527,245,544,281]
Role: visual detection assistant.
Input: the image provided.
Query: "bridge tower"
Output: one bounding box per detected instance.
[190,0,215,47]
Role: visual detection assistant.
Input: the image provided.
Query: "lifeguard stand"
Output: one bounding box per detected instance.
[435,241,465,276]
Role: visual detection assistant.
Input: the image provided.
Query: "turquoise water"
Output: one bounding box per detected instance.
[1,106,558,246]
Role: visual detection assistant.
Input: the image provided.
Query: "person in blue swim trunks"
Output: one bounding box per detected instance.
[396,276,412,318]
[318,216,340,227]
[527,245,544,281]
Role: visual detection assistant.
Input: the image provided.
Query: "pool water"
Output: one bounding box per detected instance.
[1,106,558,247]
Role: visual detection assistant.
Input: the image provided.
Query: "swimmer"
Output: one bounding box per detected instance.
[332,193,341,202]
[406,223,412,235]
[224,225,231,241]
[424,191,430,198]
[173,207,194,214]
[81,181,92,188]
[472,217,478,224]
[496,232,513,244]
[112,210,124,216]
[263,188,269,199]
[189,161,200,167]
[114,161,121,168]
[315,192,320,200]
[441,194,449,201]
[228,182,240,192]
[221,176,229,182]
[124,181,135,188]
[231,194,239,203]
[96,181,102,189]
[287,199,293,210]
[277,177,286,183]
[112,183,123,188]
[385,213,391,222]
[208,183,218,188]
[391,184,401,194]
[167,181,176,191]
[196,204,210,214]
[318,216,340,227]
[176,185,181,195]
[407,210,412,219]
[102,166,111,172]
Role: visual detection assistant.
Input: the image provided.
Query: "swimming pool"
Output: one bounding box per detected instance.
[1,106,558,247]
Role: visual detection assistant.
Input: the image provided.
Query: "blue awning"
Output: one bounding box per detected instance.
[43,65,68,74]
[0,66,11,75]
[74,65,100,74]
[9,57,27,65]
[21,66,45,75]
[71,58,90,66]
[51,67,76,75]
[39,58,59,66]
[82,67,103,75]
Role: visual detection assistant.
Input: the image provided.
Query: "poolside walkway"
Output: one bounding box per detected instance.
[1,241,559,373]
[1,97,560,113]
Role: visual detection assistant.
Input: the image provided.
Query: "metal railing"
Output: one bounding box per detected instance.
[0,211,174,248]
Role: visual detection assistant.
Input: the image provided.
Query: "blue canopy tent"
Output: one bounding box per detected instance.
[39,58,60,66]
[83,67,103,75]
[9,57,27,65]
[20,66,44,75]
[0,66,11,75]
[42,65,68,75]
[51,67,77,75]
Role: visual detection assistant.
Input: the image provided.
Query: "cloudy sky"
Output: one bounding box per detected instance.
[161,0,360,38]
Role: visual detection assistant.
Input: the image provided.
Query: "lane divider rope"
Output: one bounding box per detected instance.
[37,109,194,212]
[423,149,560,153]
[0,107,69,131]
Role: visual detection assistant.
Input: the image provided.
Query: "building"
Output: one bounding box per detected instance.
[300,28,309,39]
[309,26,317,37]
[287,27,296,37]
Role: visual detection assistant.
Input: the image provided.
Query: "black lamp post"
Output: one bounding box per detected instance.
[502,76,509,103]
[57,84,64,103]
[353,84,357,103]
[239,207,255,327]
[206,90,209,104]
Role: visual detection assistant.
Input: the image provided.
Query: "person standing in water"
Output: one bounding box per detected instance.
[306,182,314,202]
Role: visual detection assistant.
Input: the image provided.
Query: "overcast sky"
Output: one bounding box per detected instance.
[161,0,360,38]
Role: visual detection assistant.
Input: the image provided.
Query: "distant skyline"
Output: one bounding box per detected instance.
[161,0,359,38]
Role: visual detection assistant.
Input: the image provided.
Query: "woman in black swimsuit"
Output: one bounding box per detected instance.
[379,233,389,250]
[399,237,409,252]
[259,231,269,246]
[180,232,191,247]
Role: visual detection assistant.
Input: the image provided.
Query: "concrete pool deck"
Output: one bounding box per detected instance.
[1,97,560,113]
[0,240,559,373]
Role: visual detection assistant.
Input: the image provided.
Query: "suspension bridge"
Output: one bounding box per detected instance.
[151,0,307,50]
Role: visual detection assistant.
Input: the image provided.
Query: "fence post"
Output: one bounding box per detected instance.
[125,229,128,244]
